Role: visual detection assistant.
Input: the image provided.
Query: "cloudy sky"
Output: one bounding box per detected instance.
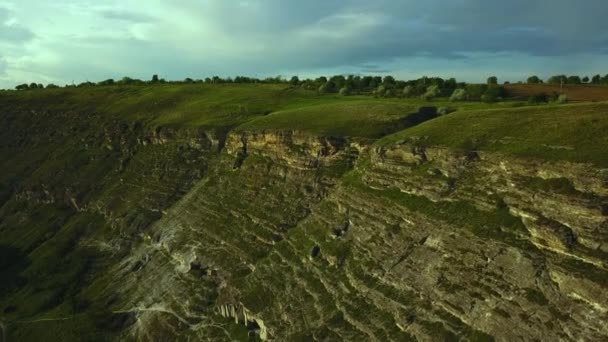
[1,0,607,88]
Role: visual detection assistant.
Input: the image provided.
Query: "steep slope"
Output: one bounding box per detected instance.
[0,87,606,341]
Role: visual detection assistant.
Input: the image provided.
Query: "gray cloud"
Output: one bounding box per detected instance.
[100,9,155,23]
[0,7,35,43]
[0,56,6,76]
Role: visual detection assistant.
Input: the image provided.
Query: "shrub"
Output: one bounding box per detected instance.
[339,87,351,96]
[557,94,568,104]
[449,88,467,102]
[15,83,29,90]
[402,85,413,97]
[528,93,548,104]
[438,107,456,115]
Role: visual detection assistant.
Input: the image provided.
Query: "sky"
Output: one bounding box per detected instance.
[1,0,607,88]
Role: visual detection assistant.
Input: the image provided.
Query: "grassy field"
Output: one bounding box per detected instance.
[378,102,608,166]
[0,83,525,136]
[2,83,607,163]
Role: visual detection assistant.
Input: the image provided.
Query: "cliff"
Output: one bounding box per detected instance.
[0,88,606,341]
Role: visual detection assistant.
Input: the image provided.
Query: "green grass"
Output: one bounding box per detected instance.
[520,177,579,196]
[377,102,608,166]
[1,83,510,135]
[236,100,419,138]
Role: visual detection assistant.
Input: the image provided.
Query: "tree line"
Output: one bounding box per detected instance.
[526,74,608,85]
[8,73,608,104]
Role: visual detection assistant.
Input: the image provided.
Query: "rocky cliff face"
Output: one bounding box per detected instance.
[1,108,606,341]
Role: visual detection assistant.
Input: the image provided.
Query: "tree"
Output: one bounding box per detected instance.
[382,75,396,87]
[547,75,566,84]
[289,76,300,86]
[482,86,506,103]
[567,76,581,84]
[444,78,457,89]
[527,76,541,84]
[15,83,29,90]
[29,82,39,89]
[591,74,601,84]
[582,76,590,83]
[449,88,467,102]
[487,76,498,85]
[46,84,59,89]
[151,74,159,83]
[98,79,115,86]
[318,81,336,94]
[465,84,488,100]
[329,75,346,89]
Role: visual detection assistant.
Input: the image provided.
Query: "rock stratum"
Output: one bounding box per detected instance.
[0,95,607,341]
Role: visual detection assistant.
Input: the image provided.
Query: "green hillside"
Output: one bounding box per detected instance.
[379,102,608,166]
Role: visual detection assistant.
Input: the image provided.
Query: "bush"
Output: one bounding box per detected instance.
[376,85,386,97]
[557,94,568,104]
[339,87,351,96]
[422,85,440,101]
[15,84,29,90]
[527,76,541,84]
[449,88,467,102]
